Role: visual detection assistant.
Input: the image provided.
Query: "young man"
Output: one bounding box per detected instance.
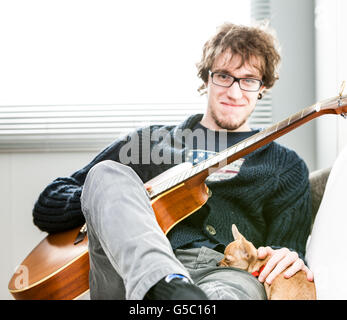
[33,23,313,300]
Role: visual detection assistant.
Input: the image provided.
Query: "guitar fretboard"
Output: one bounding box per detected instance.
[149,95,345,199]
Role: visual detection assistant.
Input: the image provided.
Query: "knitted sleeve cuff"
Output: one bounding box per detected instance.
[32,177,84,233]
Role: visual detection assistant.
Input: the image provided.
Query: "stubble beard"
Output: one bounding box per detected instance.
[210,108,249,131]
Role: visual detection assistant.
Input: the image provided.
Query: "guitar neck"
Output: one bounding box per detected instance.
[149,94,347,199]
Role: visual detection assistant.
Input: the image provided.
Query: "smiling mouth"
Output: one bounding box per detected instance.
[220,102,244,107]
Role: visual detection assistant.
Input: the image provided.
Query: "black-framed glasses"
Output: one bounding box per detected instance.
[209,71,263,92]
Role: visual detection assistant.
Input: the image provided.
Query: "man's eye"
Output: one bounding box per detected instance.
[243,78,257,84]
[216,73,229,80]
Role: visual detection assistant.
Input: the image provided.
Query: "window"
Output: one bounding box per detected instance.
[0,0,272,151]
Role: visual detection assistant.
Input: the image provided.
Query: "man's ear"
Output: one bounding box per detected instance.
[259,86,267,97]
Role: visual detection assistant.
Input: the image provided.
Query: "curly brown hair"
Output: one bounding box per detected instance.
[196,22,281,94]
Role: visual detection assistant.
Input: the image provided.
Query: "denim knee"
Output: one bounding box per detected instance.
[81,160,142,217]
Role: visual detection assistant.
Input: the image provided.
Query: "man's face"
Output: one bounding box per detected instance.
[201,51,265,132]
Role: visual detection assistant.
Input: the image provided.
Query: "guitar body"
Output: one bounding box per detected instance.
[147,163,210,234]
[8,227,89,300]
[8,168,210,300]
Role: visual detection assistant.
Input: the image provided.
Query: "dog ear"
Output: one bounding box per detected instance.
[232,224,244,240]
[240,237,258,262]
[239,238,250,260]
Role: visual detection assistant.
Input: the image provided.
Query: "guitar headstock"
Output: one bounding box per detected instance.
[318,93,347,116]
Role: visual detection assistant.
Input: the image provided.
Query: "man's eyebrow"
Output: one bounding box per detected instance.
[212,69,260,78]
[212,68,231,74]
[242,73,261,79]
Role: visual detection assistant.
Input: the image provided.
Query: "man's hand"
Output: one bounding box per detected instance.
[257,246,314,284]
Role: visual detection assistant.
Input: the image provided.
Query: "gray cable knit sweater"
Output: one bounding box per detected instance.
[33,114,311,259]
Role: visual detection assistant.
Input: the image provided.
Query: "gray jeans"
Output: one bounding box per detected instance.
[81,160,266,300]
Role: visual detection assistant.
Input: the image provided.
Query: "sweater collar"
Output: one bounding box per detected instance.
[176,113,273,155]
[176,113,204,131]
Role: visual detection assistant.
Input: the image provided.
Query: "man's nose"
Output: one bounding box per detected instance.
[226,81,243,100]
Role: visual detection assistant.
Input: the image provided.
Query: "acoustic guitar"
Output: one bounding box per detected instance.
[8,93,347,299]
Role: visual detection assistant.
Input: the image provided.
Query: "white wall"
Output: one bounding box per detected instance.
[0,152,94,299]
[269,0,317,171]
[265,0,347,171]
[0,0,250,106]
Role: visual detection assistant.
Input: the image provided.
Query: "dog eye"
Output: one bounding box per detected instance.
[225,255,233,262]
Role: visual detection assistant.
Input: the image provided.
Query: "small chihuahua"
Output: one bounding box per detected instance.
[218,224,316,300]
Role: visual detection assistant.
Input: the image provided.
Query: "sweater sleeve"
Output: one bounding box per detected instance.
[32,134,132,233]
[263,152,312,261]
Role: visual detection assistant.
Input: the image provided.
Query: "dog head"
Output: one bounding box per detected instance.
[218,224,258,271]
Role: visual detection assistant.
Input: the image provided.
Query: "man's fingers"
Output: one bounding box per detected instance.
[284,262,314,282]
[258,249,286,283]
[283,258,304,278]
[257,246,273,259]
[303,265,314,281]
[260,254,314,284]
[256,247,314,284]
[259,248,295,284]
